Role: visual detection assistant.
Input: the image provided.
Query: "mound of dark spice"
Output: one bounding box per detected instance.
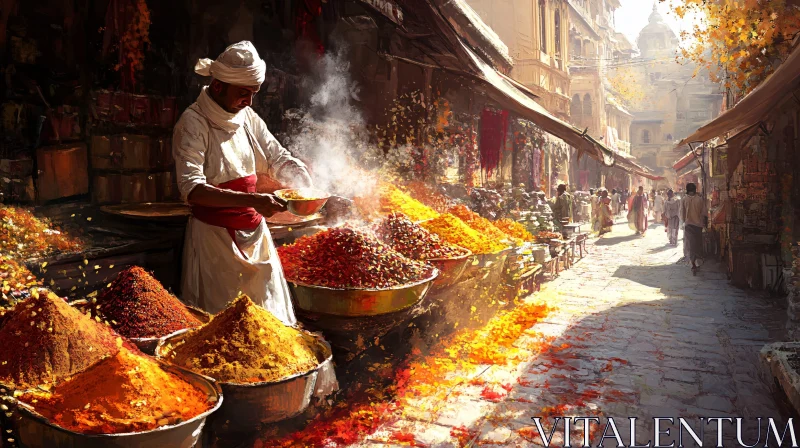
[94,267,202,339]
[0,289,122,389]
[373,212,469,261]
[277,227,434,289]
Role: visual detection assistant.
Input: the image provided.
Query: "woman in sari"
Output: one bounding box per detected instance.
[598,189,614,235]
[627,186,649,235]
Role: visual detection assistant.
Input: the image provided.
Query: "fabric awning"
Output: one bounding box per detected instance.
[672,149,697,172]
[457,39,666,181]
[678,42,800,146]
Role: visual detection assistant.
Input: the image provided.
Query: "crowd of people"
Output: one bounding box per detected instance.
[551,183,708,274]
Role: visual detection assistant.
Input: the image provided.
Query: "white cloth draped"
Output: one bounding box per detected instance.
[172,89,312,323]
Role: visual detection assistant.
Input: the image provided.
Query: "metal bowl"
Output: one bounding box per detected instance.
[155,334,332,431]
[288,268,439,317]
[475,247,512,269]
[129,306,212,355]
[10,363,222,448]
[427,250,472,288]
[274,188,331,217]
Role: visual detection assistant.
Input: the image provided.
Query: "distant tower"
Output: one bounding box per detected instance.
[636,2,679,58]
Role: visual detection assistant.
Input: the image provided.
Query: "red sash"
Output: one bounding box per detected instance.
[191,175,263,255]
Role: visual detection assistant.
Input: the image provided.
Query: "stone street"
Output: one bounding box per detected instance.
[354,218,791,447]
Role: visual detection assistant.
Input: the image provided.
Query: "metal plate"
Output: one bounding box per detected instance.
[100,203,189,221]
[265,211,323,226]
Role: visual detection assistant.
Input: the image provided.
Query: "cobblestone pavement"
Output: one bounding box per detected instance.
[354,218,791,447]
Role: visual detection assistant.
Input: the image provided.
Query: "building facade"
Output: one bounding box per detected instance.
[629,4,723,185]
[465,0,571,120]
[567,0,635,191]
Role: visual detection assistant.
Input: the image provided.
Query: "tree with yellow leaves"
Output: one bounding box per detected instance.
[667,0,800,94]
[607,66,646,109]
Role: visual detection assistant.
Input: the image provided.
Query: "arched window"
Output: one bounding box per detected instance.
[539,0,547,52]
[554,9,561,56]
[571,94,582,117]
[583,93,592,116]
[642,130,650,143]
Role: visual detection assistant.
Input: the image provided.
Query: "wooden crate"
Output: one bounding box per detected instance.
[92,173,122,204]
[36,143,89,202]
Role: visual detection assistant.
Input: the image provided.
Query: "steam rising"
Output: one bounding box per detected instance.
[284,47,378,198]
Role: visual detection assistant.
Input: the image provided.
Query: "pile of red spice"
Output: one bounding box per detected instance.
[21,347,214,434]
[0,289,122,389]
[373,212,469,261]
[278,227,434,289]
[93,266,202,339]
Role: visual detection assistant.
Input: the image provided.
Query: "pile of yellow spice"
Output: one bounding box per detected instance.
[355,184,439,222]
[493,218,534,242]
[448,204,510,243]
[421,214,506,255]
[159,295,323,383]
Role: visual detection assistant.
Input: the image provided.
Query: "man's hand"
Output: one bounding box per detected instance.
[253,193,287,217]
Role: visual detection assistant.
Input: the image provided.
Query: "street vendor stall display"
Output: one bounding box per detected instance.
[77,266,208,353]
[528,197,557,233]
[448,204,510,244]
[156,295,331,429]
[373,212,471,287]
[0,290,221,447]
[278,228,438,316]
[0,206,82,259]
[16,347,218,435]
[493,218,535,242]
[354,184,440,222]
[0,290,121,389]
[420,214,506,255]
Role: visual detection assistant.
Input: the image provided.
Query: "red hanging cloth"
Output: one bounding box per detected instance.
[479,109,508,176]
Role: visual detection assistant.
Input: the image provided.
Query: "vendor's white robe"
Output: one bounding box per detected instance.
[173,89,311,324]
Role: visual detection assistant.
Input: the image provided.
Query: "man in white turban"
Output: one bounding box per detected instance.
[172,41,311,322]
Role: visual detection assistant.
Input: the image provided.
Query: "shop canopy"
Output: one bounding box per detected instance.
[672,149,697,173]
[677,41,800,147]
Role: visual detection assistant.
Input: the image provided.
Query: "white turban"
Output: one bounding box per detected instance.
[194,41,266,86]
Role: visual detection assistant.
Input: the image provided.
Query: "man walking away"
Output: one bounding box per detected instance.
[680,183,707,275]
[653,190,665,223]
[663,189,680,246]
[611,189,621,216]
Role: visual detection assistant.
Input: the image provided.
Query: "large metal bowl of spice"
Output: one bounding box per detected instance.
[474,247,512,269]
[155,330,332,431]
[427,249,472,289]
[9,363,222,448]
[289,268,439,317]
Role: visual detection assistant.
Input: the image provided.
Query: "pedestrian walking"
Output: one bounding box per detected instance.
[611,189,621,216]
[653,190,665,223]
[598,189,614,235]
[663,189,680,246]
[627,186,649,236]
[680,183,707,275]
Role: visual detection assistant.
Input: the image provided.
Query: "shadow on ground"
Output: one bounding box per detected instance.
[437,260,791,447]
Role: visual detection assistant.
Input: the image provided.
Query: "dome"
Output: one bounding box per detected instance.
[637,3,676,38]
